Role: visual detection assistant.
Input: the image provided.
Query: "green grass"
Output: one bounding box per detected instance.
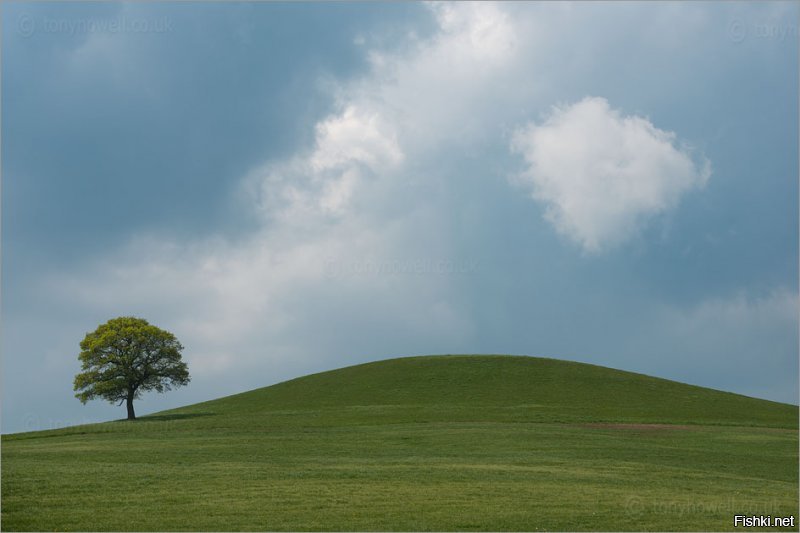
[2,355,798,531]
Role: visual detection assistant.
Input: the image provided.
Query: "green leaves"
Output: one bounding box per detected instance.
[74,317,190,409]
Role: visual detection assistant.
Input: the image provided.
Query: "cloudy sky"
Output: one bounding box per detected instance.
[2,2,797,433]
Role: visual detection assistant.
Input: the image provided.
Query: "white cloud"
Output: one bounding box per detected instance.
[244,1,519,227]
[512,96,711,253]
[428,2,516,63]
[639,288,799,401]
[676,289,798,332]
[251,104,403,220]
[347,2,520,153]
[311,105,404,174]
[44,4,524,397]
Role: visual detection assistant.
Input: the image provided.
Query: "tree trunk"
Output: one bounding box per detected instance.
[126,394,136,420]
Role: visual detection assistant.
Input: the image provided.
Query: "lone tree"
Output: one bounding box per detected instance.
[74,317,190,420]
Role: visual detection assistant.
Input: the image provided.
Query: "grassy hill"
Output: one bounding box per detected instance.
[2,355,798,531]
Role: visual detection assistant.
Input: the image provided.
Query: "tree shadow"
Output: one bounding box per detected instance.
[134,412,216,422]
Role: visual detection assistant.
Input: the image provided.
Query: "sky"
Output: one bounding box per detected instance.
[2,2,797,434]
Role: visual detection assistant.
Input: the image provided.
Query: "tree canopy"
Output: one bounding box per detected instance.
[74,316,190,420]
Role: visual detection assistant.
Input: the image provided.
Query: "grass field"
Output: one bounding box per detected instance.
[2,355,797,531]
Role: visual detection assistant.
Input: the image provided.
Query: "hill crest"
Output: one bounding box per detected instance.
[166,354,797,429]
